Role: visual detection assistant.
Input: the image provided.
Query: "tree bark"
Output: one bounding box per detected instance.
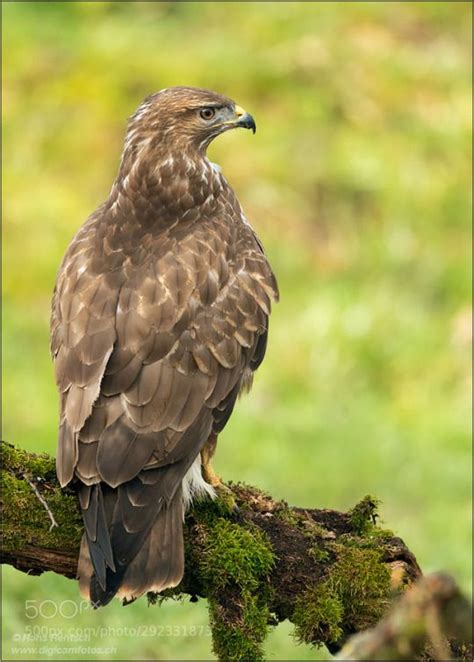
[1,441,470,661]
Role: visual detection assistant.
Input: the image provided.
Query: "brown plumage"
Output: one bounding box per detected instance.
[51,86,278,607]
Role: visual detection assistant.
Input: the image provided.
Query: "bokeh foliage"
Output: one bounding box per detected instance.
[2,2,471,660]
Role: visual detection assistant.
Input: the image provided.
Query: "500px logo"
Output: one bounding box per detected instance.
[25,600,94,619]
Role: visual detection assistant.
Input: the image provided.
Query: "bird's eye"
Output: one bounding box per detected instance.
[200,107,216,121]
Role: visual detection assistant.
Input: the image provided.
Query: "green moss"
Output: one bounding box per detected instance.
[200,518,274,592]
[374,526,395,539]
[147,589,184,606]
[1,442,82,552]
[293,544,391,647]
[208,590,271,662]
[308,543,330,563]
[191,488,237,524]
[329,546,391,631]
[274,501,303,528]
[199,514,275,661]
[348,495,380,535]
[1,441,57,478]
[346,495,397,551]
[292,583,344,646]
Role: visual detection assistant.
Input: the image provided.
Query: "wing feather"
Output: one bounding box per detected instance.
[52,201,278,554]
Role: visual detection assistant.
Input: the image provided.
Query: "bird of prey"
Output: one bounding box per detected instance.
[51,86,278,607]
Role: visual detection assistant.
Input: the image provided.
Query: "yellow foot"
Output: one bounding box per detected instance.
[200,434,236,509]
[201,460,223,489]
[201,458,236,512]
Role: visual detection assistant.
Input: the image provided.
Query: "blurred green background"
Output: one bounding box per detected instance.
[2,2,472,660]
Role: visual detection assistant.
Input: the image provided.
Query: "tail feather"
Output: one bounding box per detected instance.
[76,411,214,607]
[90,564,127,607]
[78,484,115,591]
[78,535,93,599]
[77,480,185,607]
[117,488,184,600]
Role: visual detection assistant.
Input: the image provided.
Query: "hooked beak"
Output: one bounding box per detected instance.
[232,105,256,134]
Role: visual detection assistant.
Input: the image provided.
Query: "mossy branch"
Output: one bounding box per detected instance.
[337,572,473,662]
[2,440,469,662]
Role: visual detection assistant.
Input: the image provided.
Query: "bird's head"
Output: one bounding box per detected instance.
[125,86,256,157]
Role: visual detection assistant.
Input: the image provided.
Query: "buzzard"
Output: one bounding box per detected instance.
[51,86,278,607]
